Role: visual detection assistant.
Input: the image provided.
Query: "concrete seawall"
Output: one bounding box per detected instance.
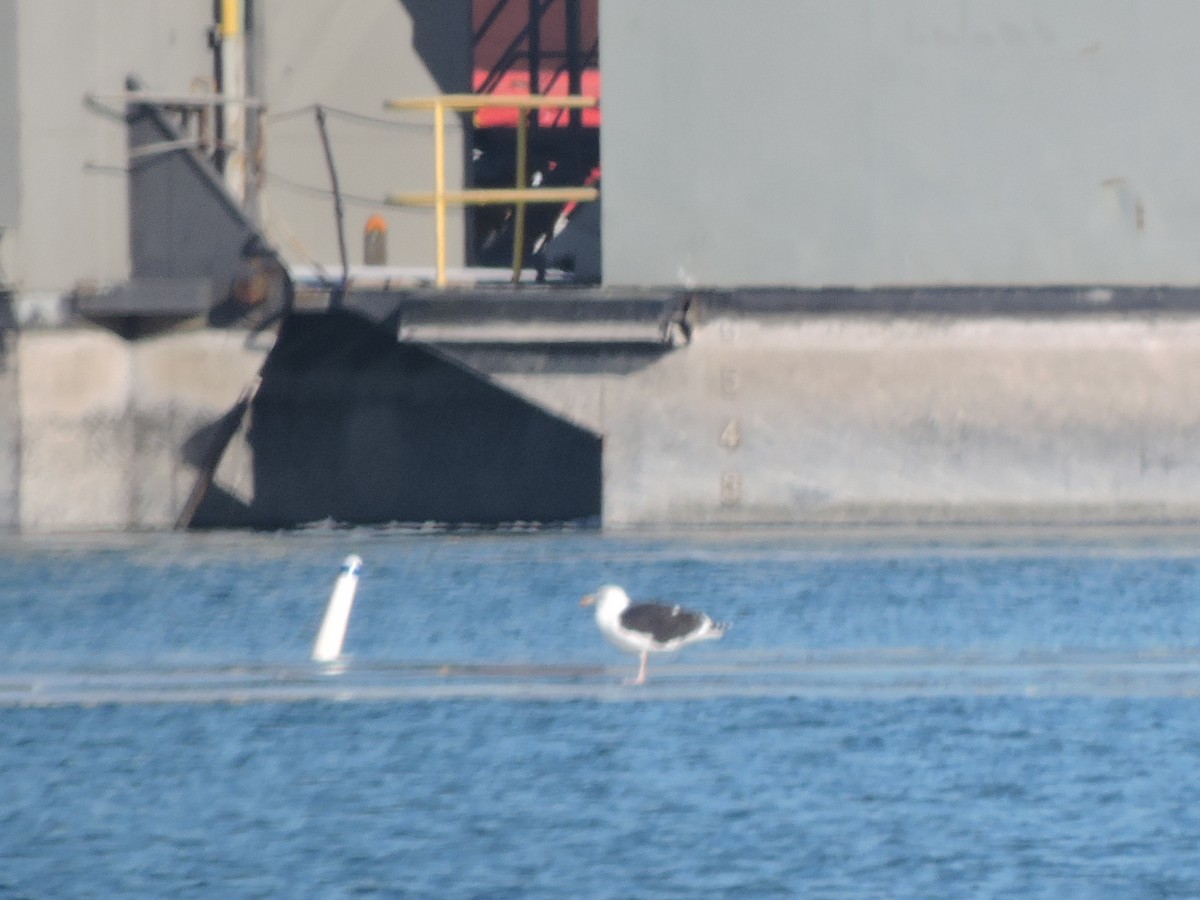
[6,297,1200,531]
[2,327,269,532]
[439,306,1200,526]
[610,315,1200,524]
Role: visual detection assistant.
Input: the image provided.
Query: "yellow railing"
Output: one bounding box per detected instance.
[384,94,599,287]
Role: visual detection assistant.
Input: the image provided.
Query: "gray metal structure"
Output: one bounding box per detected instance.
[4,0,213,299]
[78,89,289,328]
[255,0,471,275]
[0,0,471,302]
[0,0,18,231]
[10,1,1200,295]
[600,0,1200,287]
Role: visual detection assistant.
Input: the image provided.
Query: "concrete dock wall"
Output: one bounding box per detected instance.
[658,315,1200,523]
[444,304,1200,525]
[6,304,1200,531]
[9,327,268,531]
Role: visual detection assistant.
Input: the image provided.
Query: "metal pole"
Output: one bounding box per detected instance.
[565,0,582,129]
[512,111,528,284]
[528,0,542,95]
[219,0,247,205]
[513,0,543,284]
[315,106,349,300]
[434,100,447,287]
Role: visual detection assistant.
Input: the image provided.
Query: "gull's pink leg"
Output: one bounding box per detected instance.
[623,651,649,685]
[634,651,648,685]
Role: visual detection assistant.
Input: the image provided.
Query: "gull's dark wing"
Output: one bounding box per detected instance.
[619,602,705,643]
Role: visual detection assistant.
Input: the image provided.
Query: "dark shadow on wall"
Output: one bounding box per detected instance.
[189,312,602,529]
[398,0,473,94]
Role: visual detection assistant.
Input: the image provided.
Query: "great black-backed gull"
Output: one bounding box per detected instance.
[581,584,727,684]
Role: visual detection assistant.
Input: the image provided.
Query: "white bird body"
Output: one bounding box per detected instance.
[581,584,727,684]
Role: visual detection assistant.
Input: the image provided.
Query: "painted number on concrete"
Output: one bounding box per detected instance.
[720,471,742,506]
[719,417,741,450]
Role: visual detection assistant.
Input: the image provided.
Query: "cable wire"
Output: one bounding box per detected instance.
[264,103,450,133]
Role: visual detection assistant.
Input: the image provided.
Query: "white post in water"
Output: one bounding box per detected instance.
[312,554,363,663]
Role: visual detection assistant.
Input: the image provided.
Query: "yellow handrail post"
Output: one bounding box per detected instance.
[433,99,447,287]
[512,109,529,284]
[220,0,240,37]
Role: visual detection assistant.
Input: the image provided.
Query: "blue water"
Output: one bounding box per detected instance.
[3,526,1200,897]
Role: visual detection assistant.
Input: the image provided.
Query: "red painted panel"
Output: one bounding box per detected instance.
[471,68,602,128]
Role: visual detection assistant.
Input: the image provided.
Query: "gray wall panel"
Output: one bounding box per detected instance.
[15,0,213,292]
[256,0,471,271]
[9,0,466,291]
[0,0,19,229]
[600,0,1200,287]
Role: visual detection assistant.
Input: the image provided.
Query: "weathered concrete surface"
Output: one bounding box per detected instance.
[10,307,1200,531]
[446,313,1200,526]
[14,327,269,531]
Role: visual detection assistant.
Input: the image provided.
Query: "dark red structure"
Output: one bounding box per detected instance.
[468,1,601,272]
[472,0,600,127]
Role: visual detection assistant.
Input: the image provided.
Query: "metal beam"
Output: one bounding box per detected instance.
[386,187,598,206]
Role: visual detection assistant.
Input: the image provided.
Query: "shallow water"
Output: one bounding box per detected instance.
[3,526,1200,896]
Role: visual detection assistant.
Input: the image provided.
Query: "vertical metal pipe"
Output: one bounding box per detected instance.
[242,0,260,218]
[434,100,447,287]
[565,0,582,129]
[512,111,528,283]
[513,1,543,284]
[315,106,349,301]
[528,0,542,95]
[219,0,247,206]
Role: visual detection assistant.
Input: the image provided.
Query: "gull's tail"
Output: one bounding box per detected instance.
[699,617,730,642]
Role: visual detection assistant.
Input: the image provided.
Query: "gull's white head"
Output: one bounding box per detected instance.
[580,584,630,611]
